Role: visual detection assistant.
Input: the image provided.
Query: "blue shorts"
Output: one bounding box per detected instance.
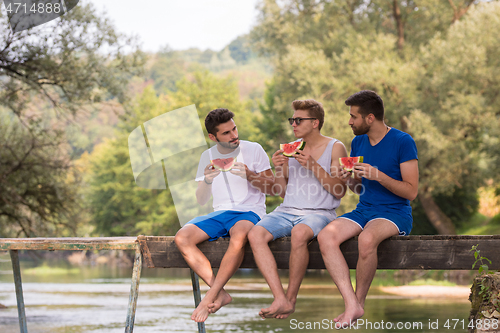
[255,211,331,240]
[340,206,412,236]
[186,210,260,241]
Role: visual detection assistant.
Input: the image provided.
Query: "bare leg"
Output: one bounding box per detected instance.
[275,224,314,319]
[175,225,214,286]
[248,226,294,319]
[354,219,399,308]
[190,220,255,322]
[317,218,364,328]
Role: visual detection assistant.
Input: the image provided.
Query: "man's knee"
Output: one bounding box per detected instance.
[228,230,249,249]
[317,223,342,247]
[174,228,193,249]
[357,232,379,259]
[290,225,313,247]
[230,221,254,241]
[248,226,271,246]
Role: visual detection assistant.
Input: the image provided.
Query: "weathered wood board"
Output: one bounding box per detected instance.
[137,235,500,270]
[0,237,138,251]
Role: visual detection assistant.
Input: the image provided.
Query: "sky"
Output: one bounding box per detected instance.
[88,0,261,52]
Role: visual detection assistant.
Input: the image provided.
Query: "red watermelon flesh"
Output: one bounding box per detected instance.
[211,157,236,172]
[280,141,306,157]
[339,156,363,171]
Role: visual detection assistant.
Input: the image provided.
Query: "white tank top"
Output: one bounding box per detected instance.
[274,138,341,221]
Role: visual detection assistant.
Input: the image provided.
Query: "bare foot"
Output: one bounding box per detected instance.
[191,298,211,323]
[274,299,296,319]
[334,312,344,323]
[334,305,364,329]
[207,289,232,314]
[259,298,295,319]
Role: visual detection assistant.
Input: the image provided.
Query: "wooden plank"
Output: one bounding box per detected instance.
[0,237,138,251]
[139,235,500,270]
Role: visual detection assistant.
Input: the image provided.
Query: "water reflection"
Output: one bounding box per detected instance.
[0,253,471,333]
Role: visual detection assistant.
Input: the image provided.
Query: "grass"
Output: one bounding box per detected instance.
[23,264,80,276]
[409,279,457,287]
[457,213,500,235]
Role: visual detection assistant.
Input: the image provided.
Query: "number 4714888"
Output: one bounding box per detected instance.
[443,319,499,330]
[4,2,62,14]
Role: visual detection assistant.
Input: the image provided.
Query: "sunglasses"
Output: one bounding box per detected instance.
[288,117,316,125]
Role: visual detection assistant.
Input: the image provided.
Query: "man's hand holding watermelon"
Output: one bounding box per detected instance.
[294,150,317,171]
[352,162,380,181]
[272,149,289,169]
[203,163,221,184]
[229,162,249,179]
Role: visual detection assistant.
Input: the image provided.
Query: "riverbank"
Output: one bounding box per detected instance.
[379,285,471,300]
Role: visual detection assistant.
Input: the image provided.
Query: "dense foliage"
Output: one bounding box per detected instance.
[250,0,500,234]
[2,1,499,238]
[0,3,143,237]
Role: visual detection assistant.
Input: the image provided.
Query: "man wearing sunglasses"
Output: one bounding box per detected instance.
[175,108,275,323]
[318,90,418,328]
[248,99,348,319]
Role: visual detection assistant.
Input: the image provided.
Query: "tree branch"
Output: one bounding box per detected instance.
[448,0,476,23]
[393,0,405,51]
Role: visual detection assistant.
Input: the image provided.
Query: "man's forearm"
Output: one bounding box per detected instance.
[376,172,418,201]
[312,165,347,199]
[270,166,288,197]
[346,177,363,195]
[246,171,276,195]
[196,180,212,205]
[271,175,287,197]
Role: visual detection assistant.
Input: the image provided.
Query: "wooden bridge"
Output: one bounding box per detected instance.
[1,235,500,333]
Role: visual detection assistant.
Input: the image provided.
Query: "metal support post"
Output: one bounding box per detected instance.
[125,244,142,333]
[190,269,206,333]
[10,250,28,333]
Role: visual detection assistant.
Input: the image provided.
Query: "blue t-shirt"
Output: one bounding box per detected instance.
[350,128,418,214]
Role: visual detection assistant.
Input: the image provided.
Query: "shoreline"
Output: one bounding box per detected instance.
[379,285,471,300]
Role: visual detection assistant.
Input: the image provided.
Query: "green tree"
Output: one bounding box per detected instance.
[0,3,143,237]
[251,0,481,57]
[251,0,500,234]
[87,70,261,236]
[227,35,257,64]
[148,46,190,93]
[405,2,500,233]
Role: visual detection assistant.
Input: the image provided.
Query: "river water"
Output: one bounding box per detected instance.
[0,252,471,333]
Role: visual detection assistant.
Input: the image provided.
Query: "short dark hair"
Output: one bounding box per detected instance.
[291,99,325,130]
[205,108,235,136]
[345,90,385,121]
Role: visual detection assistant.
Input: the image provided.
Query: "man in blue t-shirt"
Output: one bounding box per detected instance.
[318,90,419,329]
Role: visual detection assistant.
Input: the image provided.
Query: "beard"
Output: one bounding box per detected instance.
[217,138,240,149]
[352,123,370,136]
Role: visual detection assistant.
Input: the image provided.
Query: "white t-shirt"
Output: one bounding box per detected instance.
[195,140,271,218]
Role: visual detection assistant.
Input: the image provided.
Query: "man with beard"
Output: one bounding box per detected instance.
[317,90,419,328]
[248,99,348,320]
[175,108,274,323]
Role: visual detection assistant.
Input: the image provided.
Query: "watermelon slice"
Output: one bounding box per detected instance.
[339,156,364,171]
[211,157,237,172]
[280,141,306,157]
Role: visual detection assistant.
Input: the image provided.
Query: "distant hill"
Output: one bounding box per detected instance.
[65,34,272,159]
[147,34,272,100]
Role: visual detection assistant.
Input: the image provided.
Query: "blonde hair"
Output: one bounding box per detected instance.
[292,99,324,130]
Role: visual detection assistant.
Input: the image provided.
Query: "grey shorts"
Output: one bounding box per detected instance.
[255,211,331,240]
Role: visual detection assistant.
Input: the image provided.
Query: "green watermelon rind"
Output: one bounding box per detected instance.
[280,141,306,157]
[211,157,236,172]
[339,156,363,171]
